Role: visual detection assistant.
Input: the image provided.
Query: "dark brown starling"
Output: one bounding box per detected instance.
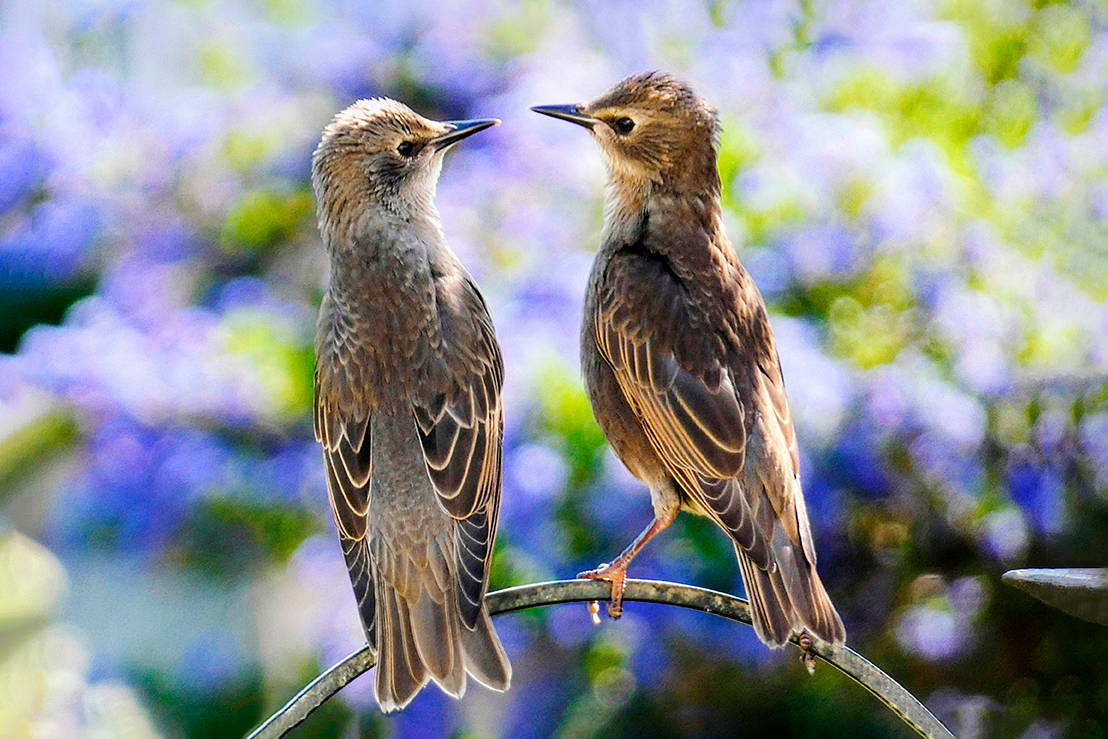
[533,72,846,648]
[312,98,511,711]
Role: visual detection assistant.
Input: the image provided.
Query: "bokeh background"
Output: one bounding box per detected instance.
[1,0,1107,737]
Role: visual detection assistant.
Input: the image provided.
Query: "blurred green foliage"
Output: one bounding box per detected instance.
[221,190,315,254]
[174,498,321,578]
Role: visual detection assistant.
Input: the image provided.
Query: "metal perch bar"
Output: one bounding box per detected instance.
[245,579,957,739]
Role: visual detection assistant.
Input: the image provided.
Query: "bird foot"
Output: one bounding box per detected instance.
[577,561,628,619]
[798,631,817,675]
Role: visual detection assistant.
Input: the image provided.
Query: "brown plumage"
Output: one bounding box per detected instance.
[533,72,845,647]
[311,98,511,711]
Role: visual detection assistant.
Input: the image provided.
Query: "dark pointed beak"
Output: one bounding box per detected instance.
[530,104,596,130]
[432,118,499,151]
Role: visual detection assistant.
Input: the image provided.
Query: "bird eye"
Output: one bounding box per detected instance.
[613,117,635,135]
[396,141,415,157]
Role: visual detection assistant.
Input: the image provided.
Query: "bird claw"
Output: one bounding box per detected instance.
[577,562,627,620]
[798,631,817,675]
[577,563,608,577]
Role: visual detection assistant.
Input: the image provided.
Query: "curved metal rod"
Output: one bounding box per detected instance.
[245,579,956,739]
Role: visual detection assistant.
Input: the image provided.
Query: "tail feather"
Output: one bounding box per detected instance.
[736,535,845,647]
[461,609,511,691]
[369,547,511,712]
[737,549,794,646]
[410,588,464,696]
[376,582,429,712]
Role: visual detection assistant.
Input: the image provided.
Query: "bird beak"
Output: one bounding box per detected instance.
[432,119,500,151]
[530,104,597,130]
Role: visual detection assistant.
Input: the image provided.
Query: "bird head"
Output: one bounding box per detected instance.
[532,72,720,197]
[312,98,497,233]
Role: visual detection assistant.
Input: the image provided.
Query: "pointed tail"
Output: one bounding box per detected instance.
[736,540,845,648]
[362,548,510,712]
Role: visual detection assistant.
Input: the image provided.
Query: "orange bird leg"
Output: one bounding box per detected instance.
[578,505,679,619]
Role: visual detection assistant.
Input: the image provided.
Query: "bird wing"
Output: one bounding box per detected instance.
[314,371,377,646]
[411,269,504,628]
[594,246,814,571]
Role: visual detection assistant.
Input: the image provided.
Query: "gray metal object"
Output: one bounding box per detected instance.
[245,579,956,739]
[1002,568,1108,626]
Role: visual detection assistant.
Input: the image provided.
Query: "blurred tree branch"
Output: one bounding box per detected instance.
[245,579,956,739]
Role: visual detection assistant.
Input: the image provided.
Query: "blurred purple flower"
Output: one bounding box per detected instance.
[800,472,848,535]
[1034,407,1069,454]
[960,219,1005,271]
[507,442,568,503]
[156,428,234,501]
[580,0,707,73]
[978,506,1030,563]
[1006,458,1063,534]
[512,273,582,329]
[1022,123,1075,204]
[772,316,856,447]
[629,618,669,687]
[99,257,194,332]
[667,601,775,667]
[289,21,383,99]
[175,629,248,695]
[932,285,1019,396]
[0,31,63,127]
[135,220,198,262]
[49,420,231,555]
[390,684,459,739]
[781,221,865,285]
[586,471,656,559]
[250,440,325,504]
[502,673,574,739]
[0,199,101,285]
[414,32,504,108]
[741,245,792,298]
[914,378,987,448]
[948,576,986,621]
[499,440,567,565]
[868,140,957,249]
[970,135,1028,204]
[489,614,534,664]
[896,604,961,662]
[866,364,912,430]
[342,0,425,49]
[547,602,596,649]
[1091,179,1108,222]
[1079,412,1108,484]
[67,68,124,133]
[816,0,964,81]
[954,342,1013,398]
[1018,720,1066,739]
[910,431,984,514]
[896,575,984,662]
[830,422,891,499]
[714,0,804,57]
[0,137,46,214]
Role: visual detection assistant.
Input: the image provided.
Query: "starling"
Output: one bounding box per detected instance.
[312,98,511,710]
[533,72,845,647]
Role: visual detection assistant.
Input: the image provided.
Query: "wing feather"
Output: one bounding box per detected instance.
[411,270,505,630]
[594,245,793,570]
